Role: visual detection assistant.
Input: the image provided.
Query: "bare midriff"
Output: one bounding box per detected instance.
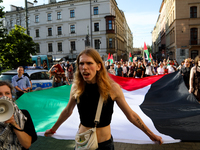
[78,124,111,143]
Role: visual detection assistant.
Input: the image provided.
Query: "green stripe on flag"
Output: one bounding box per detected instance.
[16,85,71,132]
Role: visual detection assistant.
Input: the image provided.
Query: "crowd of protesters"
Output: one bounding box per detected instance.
[105,56,200,102]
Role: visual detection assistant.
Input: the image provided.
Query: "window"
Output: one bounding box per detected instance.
[35,15,39,23]
[94,7,98,15]
[108,20,113,30]
[57,26,62,35]
[48,28,52,36]
[180,49,185,56]
[57,12,61,20]
[58,42,62,52]
[16,19,20,25]
[47,13,52,21]
[94,23,99,31]
[36,43,40,53]
[190,6,197,18]
[70,25,75,33]
[10,20,13,27]
[36,29,39,37]
[70,10,75,18]
[109,38,113,48]
[71,41,76,51]
[190,28,198,45]
[95,39,100,49]
[48,43,53,52]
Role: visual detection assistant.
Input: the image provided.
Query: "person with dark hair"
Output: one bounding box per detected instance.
[44,48,163,150]
[189,56,200,101]
[0,81,37,150]
[12,66,31,99]
[180,59,191,89]
[49,64,70,87]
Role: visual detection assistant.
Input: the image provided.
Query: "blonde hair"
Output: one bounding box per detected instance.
[72,48,113,103]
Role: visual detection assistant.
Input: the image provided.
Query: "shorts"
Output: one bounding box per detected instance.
[96,136,114,150]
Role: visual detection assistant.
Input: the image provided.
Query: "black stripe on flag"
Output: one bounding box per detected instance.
[140,71,200,141]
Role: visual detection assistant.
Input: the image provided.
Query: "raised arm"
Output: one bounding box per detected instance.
[110,83,163,144]
[44,84,76,136]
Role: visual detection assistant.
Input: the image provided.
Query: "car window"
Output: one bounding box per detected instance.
[39,72,49,80]
[30,73,38,80]
[0,74,17,83]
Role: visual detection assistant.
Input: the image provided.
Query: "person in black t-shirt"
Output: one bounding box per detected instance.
[180,59,191,89]
[133,62,144,78]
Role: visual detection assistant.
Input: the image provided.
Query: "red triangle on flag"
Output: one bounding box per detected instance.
[129,52,132,58]
[107,53,110,60]
[144,42,147,51]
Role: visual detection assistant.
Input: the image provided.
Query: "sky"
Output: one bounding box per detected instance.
[1,0,162,48]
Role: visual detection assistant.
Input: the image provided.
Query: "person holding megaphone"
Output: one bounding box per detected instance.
[0,81,37,150]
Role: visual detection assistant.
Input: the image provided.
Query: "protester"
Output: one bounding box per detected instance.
[68,63,74,81]
[144,61,154,76]
[12,66,31,99]
[0,81,37,149]
[108,63,116,75]
[44,48,163,149]
[43,61,48,70]
[133,62,144,78]
[49,64,70,87]
[167,63,176,74]
[128,63,136,77]
[180,59,191,89]
[115,62,123,77]
[157,62,165,75]
[189,55,200,101]
[122,62,128,77]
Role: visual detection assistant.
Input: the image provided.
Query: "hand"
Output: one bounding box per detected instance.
[5,115,16,126]
[44,129,54,137]
[189,88,193,93]
[150,134,163,145]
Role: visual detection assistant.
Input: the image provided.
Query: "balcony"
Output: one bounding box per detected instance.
[190,39,200,45]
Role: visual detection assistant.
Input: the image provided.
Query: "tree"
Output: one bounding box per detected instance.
[0,0,6,38]
[0,25,37,69]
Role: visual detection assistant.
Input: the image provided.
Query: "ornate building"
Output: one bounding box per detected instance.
[4,0,133,62]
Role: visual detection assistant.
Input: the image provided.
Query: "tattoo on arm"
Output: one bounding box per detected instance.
[136,118,148,133]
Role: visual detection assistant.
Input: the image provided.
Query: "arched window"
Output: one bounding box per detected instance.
[190,6,197,18]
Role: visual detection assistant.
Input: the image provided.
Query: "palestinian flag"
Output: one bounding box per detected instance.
[109,54,114,65]
[129,52,133,62]
[144,42,151,62]
[107,53,111,61]
[17,72,200,144]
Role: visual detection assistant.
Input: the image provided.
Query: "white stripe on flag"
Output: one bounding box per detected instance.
[38,85,180,144]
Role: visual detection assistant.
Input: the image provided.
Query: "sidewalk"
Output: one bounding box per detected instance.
[30,136,200,150]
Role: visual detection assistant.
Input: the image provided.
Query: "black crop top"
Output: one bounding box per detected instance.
[77,83,114,128]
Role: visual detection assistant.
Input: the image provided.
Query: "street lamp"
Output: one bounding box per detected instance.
[25,0,38,34]
[90,0,93,47]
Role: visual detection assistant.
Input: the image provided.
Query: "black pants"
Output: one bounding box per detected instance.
[74,136,114,150]
[96,136,114,150]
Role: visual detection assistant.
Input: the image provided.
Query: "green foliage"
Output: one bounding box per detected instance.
[0,0,6,38]
[0,25,37,69]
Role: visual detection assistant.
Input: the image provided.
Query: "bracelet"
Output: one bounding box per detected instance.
[50,129,56,134]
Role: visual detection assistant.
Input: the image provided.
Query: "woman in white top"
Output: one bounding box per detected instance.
[157,62,165,75]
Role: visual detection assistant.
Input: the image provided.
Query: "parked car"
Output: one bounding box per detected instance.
[0,69,53,91]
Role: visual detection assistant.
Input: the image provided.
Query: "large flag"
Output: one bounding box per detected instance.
[129,52,133,62]
[17,72,200,144]
[143,42,151,62]
[109,54,114,64]
[107,53,110,61]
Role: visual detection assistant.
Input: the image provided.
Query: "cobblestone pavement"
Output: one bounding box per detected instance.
[30,136,200,150]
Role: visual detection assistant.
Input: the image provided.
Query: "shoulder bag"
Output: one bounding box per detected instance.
[75,95,103,150]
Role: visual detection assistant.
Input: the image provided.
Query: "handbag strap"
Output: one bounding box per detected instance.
[94,94,104,126]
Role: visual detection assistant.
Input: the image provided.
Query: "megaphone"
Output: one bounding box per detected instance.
[0,98,14,122]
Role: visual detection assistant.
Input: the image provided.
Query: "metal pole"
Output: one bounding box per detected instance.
[90,0,93,47]
[25,0,28,34]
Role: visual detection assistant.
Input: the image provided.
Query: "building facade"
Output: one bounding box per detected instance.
[152,0,200,63]
[4,0,133,62]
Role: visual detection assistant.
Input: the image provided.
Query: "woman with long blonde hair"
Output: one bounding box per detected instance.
[44,48,163,149]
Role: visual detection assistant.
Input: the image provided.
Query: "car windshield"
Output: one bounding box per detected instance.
[0,74,17,82]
